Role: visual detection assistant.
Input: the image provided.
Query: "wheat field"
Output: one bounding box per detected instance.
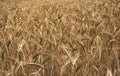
[0,0,120,76]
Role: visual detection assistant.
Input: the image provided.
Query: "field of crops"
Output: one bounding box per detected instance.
[0,0,120,76]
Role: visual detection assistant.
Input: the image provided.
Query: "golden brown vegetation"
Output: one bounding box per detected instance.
[0,0,120,76]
